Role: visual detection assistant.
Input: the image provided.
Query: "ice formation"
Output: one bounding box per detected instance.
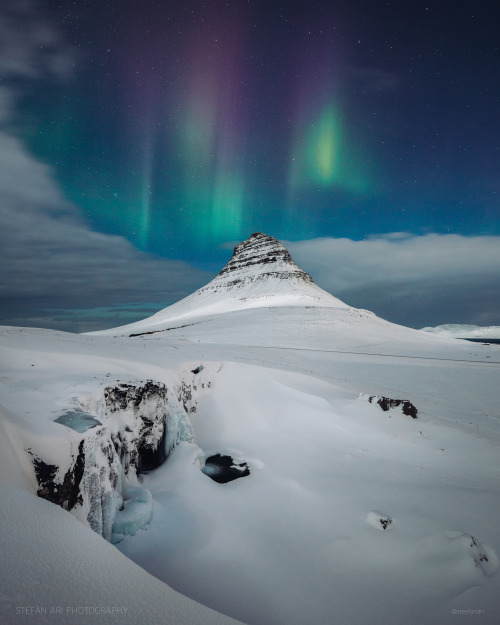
[112,486,153,544]
[28,378,196,540]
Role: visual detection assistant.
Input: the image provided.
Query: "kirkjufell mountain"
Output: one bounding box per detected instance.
[93,232,460,353]
[95,232,351,335]
[207,231,346,307]
[94,232,430,349]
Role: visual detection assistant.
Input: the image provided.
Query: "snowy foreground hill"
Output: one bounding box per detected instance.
[1,233,500,625]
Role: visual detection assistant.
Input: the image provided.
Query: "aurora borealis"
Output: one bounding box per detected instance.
[1,0,500,330]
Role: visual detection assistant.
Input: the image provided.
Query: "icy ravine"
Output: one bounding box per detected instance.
[21,377,197,542]
[0,338,246,625]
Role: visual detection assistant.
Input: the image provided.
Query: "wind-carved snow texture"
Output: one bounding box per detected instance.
[29,379,195,541]
[368,395,418,419]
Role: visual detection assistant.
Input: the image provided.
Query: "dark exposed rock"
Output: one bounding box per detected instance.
[104,380,168,475]
[129,329,163,337]
[368,395,418,419]
[366,510,393,531]
[138,421,166,472]
[29,440,85,511]
[214,232,314,285]
[202,453,250,484]
[105,380,165,411]
[129,322,196,337]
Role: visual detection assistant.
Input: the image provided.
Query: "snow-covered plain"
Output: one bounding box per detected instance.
[1,234,500,624]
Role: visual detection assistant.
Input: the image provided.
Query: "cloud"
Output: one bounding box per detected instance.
[286,234,500,328]
[0,0,74,81]
[0,1,212,332]
[0,136,212,330]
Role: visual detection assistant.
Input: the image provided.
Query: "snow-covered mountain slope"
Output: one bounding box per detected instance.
[93,232,349,335]
[92,233,467,356]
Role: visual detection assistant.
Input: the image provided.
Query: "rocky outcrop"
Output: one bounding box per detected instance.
[29,378,194,540]
[189,232,346,307]
[104,381,167,475]
[29,426,123,541]
[215,232,315,285]
[202,454,250,484]
[29,440,86,511]
[366,510,393,531]
[176,365,212,415]
[368,395,418,419]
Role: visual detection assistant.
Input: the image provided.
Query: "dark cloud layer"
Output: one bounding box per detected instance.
[287,235,500,328]
[0,131,211,331]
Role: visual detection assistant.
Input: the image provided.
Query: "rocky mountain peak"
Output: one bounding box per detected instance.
[213,232,314,285]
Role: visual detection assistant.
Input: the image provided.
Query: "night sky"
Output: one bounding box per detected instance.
[1,0,499,331]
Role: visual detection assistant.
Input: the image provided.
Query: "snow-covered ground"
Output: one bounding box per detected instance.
[1,309,499,625]
[1,235,499,624]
